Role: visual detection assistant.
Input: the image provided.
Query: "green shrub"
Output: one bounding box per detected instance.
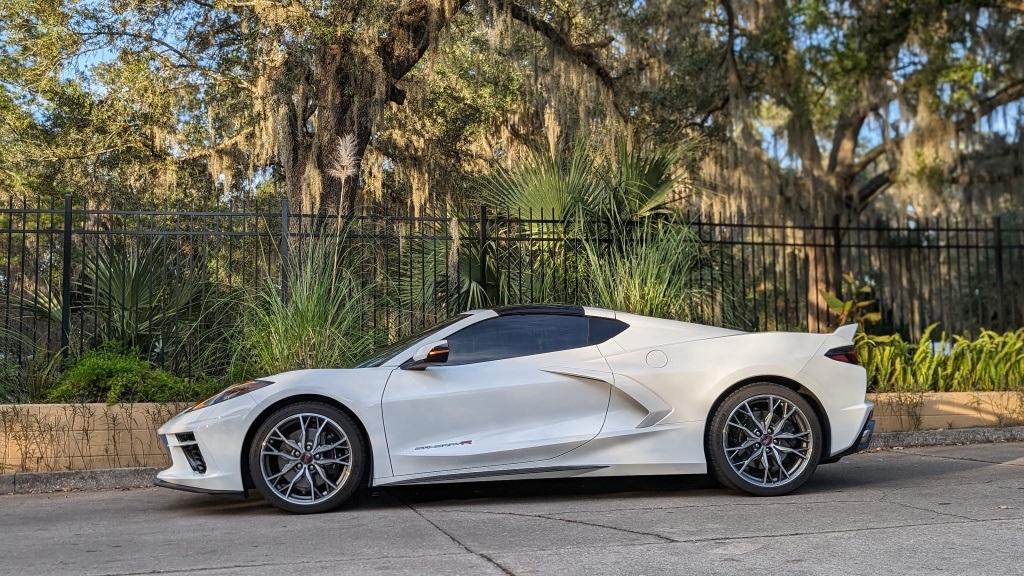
[858,326,1024,393]
[48,351,221,404]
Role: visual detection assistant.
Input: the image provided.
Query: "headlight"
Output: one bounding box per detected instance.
[189,379,273,412]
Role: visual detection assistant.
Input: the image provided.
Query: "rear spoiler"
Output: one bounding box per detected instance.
[832,324,858,343]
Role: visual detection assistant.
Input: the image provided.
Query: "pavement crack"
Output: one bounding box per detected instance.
[900,451,1024,467]
[876,488,980,521]
[441,508,678,543]
[403,500,517,576]
[672,516,1021,544]
[885,499,979,521]
[534,513,678,543]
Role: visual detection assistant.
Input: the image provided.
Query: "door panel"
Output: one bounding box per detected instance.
[382,346,612,477]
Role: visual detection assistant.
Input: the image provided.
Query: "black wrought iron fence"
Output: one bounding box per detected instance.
[1,195,1021,375]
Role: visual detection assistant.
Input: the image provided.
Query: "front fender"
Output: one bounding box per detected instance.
[246,368,395,479]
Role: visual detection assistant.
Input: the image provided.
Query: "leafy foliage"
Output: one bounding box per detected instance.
[858,326,1024,393]
[0,326,62,403]
[478,136,696,230]
[821,272,882,330]
[47,350,219,404]
[399,136,709,315]
[0,358,22,403]
[80,240,221,358]
[2,0,1023,218]
[13,238,237,373]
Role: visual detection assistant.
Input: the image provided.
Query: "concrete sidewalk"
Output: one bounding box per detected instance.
[1,442,1022,576]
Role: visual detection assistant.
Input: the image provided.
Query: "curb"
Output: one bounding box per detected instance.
[2,427,1024,495]
[0,467,159,495]
[869,425,1024,449]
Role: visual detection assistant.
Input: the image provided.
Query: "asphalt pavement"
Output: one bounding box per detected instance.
[1,442,1023,576]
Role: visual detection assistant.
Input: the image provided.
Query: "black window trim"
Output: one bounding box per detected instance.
[433,312,629,366]
[492,304,585,317]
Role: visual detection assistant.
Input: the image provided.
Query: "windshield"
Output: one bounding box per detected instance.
[354,314,471,368]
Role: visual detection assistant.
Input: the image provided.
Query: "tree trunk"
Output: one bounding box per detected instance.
[805,239,832,332]
[310,45,378,218]
[805,198,846,332]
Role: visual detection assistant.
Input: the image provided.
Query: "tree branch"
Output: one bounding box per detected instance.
[852,140,890,176]
[957,79,1024,129]
[855,170,893,206]
[827,107,868,176]
[850,78,1024,205]
[683,95,730,130]
[92,28,252,92]
[382,0,472,82]
[494,0,626,117]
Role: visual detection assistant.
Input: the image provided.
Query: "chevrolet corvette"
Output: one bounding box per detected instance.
[155,305,875,513]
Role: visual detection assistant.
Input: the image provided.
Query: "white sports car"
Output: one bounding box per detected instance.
[156,305,875,513]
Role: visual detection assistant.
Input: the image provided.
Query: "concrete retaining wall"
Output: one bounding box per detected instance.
[0,403,186,474]
[868,391,1023,432]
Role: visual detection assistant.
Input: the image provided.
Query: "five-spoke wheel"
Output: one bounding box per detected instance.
[249,402,366,513]
[707,384,821,496]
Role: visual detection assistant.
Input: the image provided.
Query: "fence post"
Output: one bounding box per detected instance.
[60,194,72,355]
[831,213,843,296]
[478,204,489,293]
[280,196,290,302]
[993,215,1005,328]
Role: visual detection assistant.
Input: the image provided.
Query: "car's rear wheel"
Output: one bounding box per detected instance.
[248,402,366,513]
[707,383,821,496]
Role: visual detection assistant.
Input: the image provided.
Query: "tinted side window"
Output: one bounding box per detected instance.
[588,317,629,345]
[445,315,589,365]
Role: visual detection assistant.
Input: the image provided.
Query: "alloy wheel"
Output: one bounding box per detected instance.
[721,394,813,488]
[259,413,352,505]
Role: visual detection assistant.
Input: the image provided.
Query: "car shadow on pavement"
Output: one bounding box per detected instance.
[368,474,727,510]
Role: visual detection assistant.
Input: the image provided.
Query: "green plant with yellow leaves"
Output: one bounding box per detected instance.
[821,272,882,330]
[857,325,1024,393]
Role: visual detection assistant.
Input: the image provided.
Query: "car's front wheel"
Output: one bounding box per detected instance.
[707,383,822,496]
[248,402,366,513]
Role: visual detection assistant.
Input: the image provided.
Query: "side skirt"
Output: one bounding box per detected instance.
[380,465,608,486]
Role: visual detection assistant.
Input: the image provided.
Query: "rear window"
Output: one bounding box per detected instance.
[588,317,628,345]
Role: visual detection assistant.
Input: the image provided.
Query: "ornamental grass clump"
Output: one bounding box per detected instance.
[233,233,376,376]
[583,224,712,322]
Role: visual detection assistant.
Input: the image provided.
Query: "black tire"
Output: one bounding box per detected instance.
[706,383,822,496]
[248,401,367,514]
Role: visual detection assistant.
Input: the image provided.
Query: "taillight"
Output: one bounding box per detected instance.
[825,345,859,365]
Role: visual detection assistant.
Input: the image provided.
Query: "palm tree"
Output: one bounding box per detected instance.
[396,133,720,319]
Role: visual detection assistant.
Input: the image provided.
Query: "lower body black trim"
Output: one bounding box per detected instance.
[386,465,607,486]
[154,478,247,498]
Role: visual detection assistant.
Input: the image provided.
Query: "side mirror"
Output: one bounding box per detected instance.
[401,340,449,370]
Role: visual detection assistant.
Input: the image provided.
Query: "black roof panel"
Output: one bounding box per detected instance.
[492,304,585,316]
